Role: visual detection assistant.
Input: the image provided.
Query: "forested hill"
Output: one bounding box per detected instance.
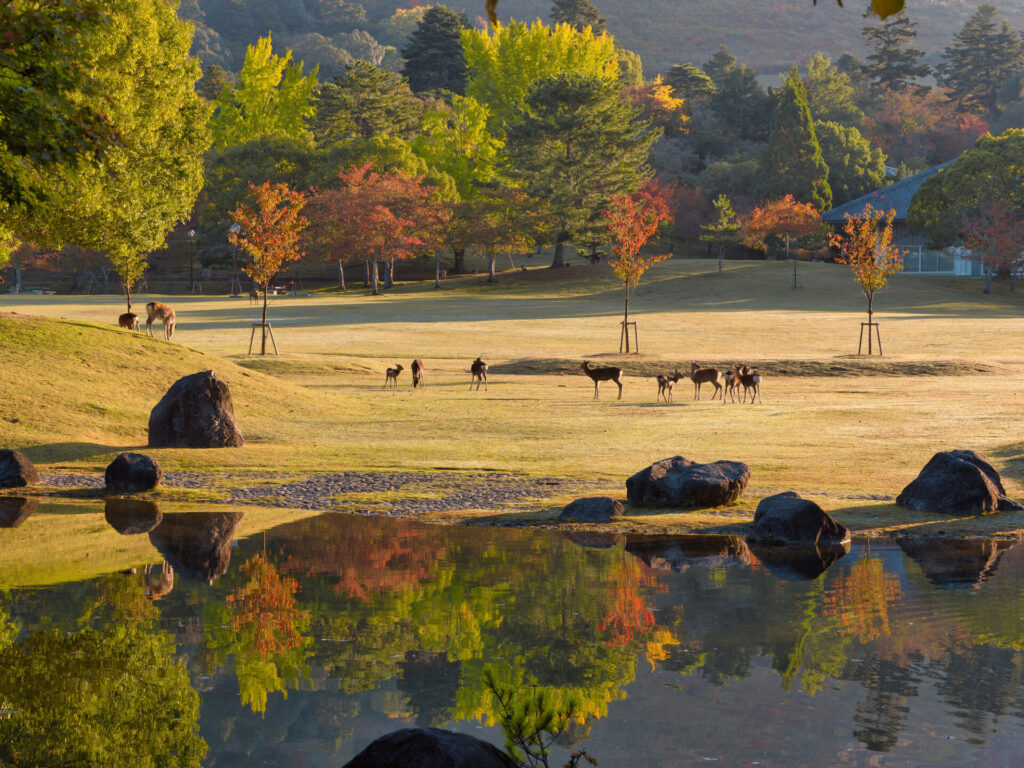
[181,0,1024,77]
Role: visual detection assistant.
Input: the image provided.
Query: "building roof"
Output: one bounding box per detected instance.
[821,160,955,223]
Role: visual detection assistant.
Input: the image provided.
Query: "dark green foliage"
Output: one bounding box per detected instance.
[760,66,832,211]
[703,46,773,144]
[862,11,930,94]
[815,120,886,206]
[938,3,1024,115]
[197,63,233,101]
[401,6,469,95]
[665,63,715,102]
[550,0,607,35]
[806,52,864,128]
[312,61,424,145]
[505,73,659,267]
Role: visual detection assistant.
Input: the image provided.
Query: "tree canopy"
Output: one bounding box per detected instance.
[401,5,469,95]
[938,3,1024,115]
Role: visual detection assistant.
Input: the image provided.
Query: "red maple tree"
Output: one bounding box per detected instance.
[959,199,1024,294]
[743,194,823,288]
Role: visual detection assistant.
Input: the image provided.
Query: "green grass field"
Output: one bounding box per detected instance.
[3,257,1023,536]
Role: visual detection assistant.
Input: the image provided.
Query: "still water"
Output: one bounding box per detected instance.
[2,499,1024,767]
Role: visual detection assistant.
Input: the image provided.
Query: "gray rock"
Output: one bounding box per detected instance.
[750,492,850,546]
[343,728,514,768]
[626,534,753,571]
[148,370,244,448]
[748,541,850,581]
[896,450,1021,515]
[105,452,163,493]
[0,497,38,528]
[626,455,750,509]
[0,449,39,488]
[105,498,163,534]
[559,496,624,523]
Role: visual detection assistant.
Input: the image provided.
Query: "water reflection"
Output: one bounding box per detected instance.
[0,496,37,527]
[105,497,163,534]
[1,506,1024,766]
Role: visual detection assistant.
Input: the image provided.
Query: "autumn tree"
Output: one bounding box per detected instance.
[606,189,672,352]
[959,200,1024,294]
[744,195,823,289]
[830,204,902,354]
[229,181,308,354]
[700,195,742,273]
[467,186,548,282]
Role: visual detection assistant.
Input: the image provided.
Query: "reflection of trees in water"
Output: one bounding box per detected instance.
[847,658,919,752]
[936,645,1024,739]
[824,555,902,644]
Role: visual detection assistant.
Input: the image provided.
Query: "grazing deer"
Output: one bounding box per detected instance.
[656,370,683,403]
[689,362,722,400]
[737,366,763,404]
[145,301,176,339]
[249,284,260,304]
[470,357,488,391]
[143,562,174,601]
[581,361,623,400]
[384,363,404,388]
[118,312,140,332]
[411,359,424,388]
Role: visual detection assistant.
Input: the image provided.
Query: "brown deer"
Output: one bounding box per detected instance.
[143,562,175,601]
[470,357,488,390]
[118,312,140,332]
[582,361,623,400]
[145,301,176,339]
[384,363,404,388]
[723,368,740,404]
[248,284,260,304]
[689,362,722,400]
[656,370,683,403]
[411,359,424,388]
[737,366,763,404]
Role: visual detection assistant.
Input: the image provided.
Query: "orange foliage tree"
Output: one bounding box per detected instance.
[229,181,308,354]
[959,199,1024,294]
[743,194,822,288]
[605,188,672,352]
[228,554,309,661]
[823,555,902,644]
[830,204,902,354]
[599,556,658,647]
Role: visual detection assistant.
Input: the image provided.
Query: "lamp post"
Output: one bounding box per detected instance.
[229,223,241,296]
[186,228,196,293]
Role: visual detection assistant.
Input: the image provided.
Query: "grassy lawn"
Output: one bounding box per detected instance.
[2,258,1023,535]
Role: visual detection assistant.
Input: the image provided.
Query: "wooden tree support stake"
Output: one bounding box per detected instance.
[858,322,882,356]
[248,322,279,355]
[620,321,638,354]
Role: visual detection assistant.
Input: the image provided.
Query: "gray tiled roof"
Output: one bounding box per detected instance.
[821,160,955,223]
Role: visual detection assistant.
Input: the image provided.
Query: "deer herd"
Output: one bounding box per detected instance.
[117,301,176,339]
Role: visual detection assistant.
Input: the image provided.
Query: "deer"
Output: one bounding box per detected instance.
[118,312,140,332]
[143,562,175,601]
[722,368,740,404]
[145,301,176,339]
[384,363,404,388]
[470,357,488,391]
[656,370,683,403]
[581,361,623,400]
[737,365,763,404]
[411,359,424,388]
[689,362,722,400]
[248,284,260,304]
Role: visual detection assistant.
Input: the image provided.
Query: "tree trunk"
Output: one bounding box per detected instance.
[337,260,345,290]
[488,252,497,282]
[434,252,441,289]
[983,259,993,294]
[623,287,631,353]
[122,281,132,314]
[550,239,566,268]
[371,255,380,295]
[718,244,723,273]
[261,283,269,355]
[452,247,465,274]
[101,266,109,294]
[385,258,394,288]
[866,296,874,356]
[12,263,21,293]
[364,259,369,287]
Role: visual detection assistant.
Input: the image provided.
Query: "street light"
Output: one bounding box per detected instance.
[186,228,196,293]
[229,223,241,296]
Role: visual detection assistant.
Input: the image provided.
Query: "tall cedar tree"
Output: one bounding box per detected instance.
[760,66,832,212]
[312,62,423,146]
[862,11,929,94]
[606,188,672,352]
[229,181,308,355]
[805,52,864,127]
[665,63,715,103]
[830,204,902,353]
[401,6,469,95]
[938,4,1024,115]
[700,195,742,273]
[505,73,659,269]
[744,195,823,288]
[550,0,607,34]
[815,121,886,206]
[703,46,772,143]
[959,200,1024,293]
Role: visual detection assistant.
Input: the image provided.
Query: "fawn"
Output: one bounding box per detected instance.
[737,365,762,404]
[249,284,260,304]
[145,302,176,339]
[689,362,722,400]
[118,312,140,332]
[384,363,404,388]
[656,370,683,402]
[470,357,488,390]
[581,361,623,400]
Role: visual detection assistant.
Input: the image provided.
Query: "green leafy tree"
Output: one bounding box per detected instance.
[550,0,607,35]
[760,66,832,211]
[505,73,659,268]
[210,35,318,150]
[938,4,1024,115]
[815,121,886,206]
[700,195,743,273]
[862,11,930,94]
[665,63,715,103]
[312,62,423,146]
[197,63,232,101]
[401,6,470,95]
[703,45,772,144]
[806,52,864,127]
[8,0,211,314]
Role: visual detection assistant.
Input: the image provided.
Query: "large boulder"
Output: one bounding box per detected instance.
[148,512,244,584]
[559,496,624,523]
[104,452,162,493]
[0,497,39,528]
[626,456,750,509]
[749,492,850,547]
[896,450,1021,515]
[898,536,1016,589]
[148,370,245,448]
[0,449,39,488]
[105,498,163,534]
[343,728,514,768]
[626,534,753,572]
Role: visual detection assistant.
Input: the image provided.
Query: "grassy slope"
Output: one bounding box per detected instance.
[2,258,1023,538]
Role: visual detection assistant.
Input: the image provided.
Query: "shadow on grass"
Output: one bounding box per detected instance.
[20,442,140,464]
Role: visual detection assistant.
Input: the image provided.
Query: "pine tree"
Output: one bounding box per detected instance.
[550,0,607,35]
[703,45,772,143]
[760,66,832,211]
[806,52,864,127]
[665,63,715,102]
[401,6,469,95]
[312,62,423,145]
[700,195,742,273]
[863,11,930,93]
[938,3,1024,115]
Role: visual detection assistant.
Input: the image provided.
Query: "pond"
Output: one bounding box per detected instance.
[2,499,1024,767]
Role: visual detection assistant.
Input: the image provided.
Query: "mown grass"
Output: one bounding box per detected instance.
[2,258,1023,537]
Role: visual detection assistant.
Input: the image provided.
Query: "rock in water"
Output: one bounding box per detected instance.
[105,452,163,493]
[148,512,244,584]
[559,496,624,523]
[896,450,1021,515]
[626,455,750,509]
[343,728,514,768]
[105,497,163,534]
[0,497,39,528]
[898,537,1016,589]
[750,492,850,547]
[0,449,39,488]
[148,370,244,448]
